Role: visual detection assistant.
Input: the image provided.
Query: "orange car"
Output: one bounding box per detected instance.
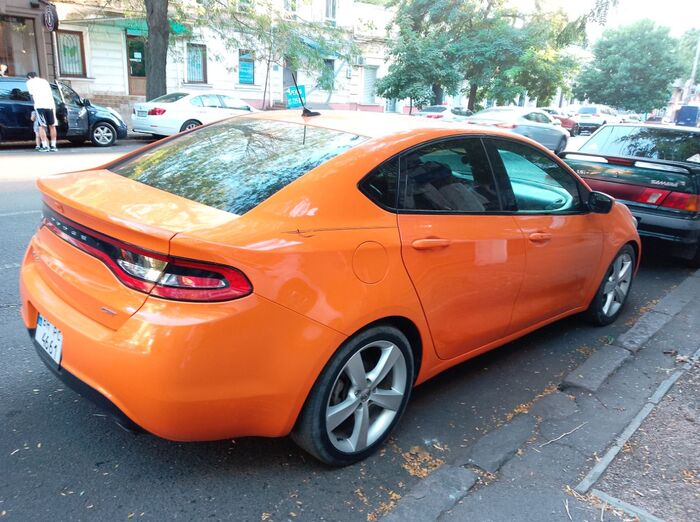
[20,110,640,465]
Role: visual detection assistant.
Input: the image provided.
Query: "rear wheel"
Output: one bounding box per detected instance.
[292,325,414,466]
[180,119,202,132]
[570,124,579,137]
[584,245,636,325]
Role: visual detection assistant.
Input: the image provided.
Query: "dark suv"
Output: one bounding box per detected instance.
[0,77,127,147]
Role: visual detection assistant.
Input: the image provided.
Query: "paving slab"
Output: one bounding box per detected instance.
[529,390,579,420]
[457,414,536,472]
[561,346,630,393]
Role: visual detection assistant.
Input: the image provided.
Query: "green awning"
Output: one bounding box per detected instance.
[66,17,189,37]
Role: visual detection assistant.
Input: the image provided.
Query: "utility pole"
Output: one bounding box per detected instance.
[682,32,700,104]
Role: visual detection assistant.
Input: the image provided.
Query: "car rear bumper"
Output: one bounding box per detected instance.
[576,122,602,133]
[630,206,700,259]
[20,243,346,441]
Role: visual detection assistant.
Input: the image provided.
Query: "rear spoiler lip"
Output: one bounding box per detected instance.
[560,151,698,176]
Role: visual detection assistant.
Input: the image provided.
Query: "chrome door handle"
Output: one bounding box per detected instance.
[411,238,451,250]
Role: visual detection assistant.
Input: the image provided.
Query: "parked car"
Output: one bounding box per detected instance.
[132,91,256,137]
[542,107,579,136]
[571,105,620,134]
[414,104,473,121]
[561,124,700,266]
[0,76,127,146]
[21,111,640,466]
[674,105,700,127]
[466,107,569,152]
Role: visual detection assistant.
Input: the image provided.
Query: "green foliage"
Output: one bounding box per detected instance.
[574,20,684,113]
[678,29,700,79]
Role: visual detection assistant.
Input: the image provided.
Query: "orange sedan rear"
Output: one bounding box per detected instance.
[20,110,640,465]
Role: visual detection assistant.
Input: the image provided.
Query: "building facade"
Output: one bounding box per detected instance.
[51,0,404,127]
[0,0,56,79]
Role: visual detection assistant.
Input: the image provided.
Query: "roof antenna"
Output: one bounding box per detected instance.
[291,71,320,117]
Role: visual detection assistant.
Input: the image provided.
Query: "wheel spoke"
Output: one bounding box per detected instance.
[614,285,626,303]
[602,291,614,315]
[603,279,616,294]
[367,344,400,385]
[613,256,623,280]
[369,388,403,411]
[618,260,631,282]
[348,404,370,451]
[344,351,367,388]
[326,395,360,431]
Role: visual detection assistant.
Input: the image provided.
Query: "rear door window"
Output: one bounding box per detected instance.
[151,93,188,103]
[108,118,366,215]
[0,80,30,101]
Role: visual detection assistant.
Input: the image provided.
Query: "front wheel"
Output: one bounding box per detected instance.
[292,325,414,466]
[584,245,636,326]
[91,122,117,147]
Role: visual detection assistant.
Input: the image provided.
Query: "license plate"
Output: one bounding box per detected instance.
[36,314,63,366]
[137,110,147,117]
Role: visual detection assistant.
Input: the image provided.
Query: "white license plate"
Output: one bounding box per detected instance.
[137,110,147,117]
[36,314,63,366]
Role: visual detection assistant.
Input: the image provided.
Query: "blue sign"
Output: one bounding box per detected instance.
[286,85,306,108]
[239,61,254,84]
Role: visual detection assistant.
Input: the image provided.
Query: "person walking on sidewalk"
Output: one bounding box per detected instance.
[26,72,58,152]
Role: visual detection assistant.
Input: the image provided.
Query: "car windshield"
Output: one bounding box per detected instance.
[150,92,189,103]
[578,107,597,114]
[108,118,367,215]
[579,125,700,164]
[421,106,447,113]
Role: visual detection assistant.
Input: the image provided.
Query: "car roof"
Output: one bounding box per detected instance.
[607,122,700,133]
[241,109,514,140]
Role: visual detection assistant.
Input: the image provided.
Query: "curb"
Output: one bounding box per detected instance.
[380,268,700,522]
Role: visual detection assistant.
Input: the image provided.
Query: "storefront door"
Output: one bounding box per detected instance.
[127,35,146,97]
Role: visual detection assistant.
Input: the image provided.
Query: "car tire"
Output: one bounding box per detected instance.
[555,136,567,154]
[570,124,579,137]
[291,325,414,466]
[180,119,202,132]
[584,245,636,326]
[91,122,117,147]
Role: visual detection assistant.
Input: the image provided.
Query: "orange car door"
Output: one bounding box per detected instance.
[484,138,603,332]
[397,137,527,360]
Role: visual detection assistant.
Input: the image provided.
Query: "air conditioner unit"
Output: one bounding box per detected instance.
[352,56,365,66]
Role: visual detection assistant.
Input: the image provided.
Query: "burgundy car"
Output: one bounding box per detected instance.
[542,107,579,137]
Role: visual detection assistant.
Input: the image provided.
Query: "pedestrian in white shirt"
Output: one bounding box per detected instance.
[26,72,58,152]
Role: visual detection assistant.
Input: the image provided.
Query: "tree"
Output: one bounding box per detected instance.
[145,0,169,100]
[678,29,700,80]
[574,20,683,112]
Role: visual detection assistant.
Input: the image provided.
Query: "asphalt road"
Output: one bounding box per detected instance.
[0,142,694,521]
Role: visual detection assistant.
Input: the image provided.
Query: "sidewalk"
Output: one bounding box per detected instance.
[381,270,700,522]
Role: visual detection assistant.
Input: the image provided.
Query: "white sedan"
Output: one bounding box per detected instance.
[133,92,255,137]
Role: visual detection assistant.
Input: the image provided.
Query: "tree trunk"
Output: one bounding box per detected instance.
[432,84,444,105]
[145,0,170,101]
[467,83,478,111]
[409,97,413,115]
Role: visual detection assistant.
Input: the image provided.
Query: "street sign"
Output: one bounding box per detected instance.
[286,85,306,108]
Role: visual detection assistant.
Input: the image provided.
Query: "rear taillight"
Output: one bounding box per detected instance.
[147,108,166,116]
[42,207,252,302]
[426,114,444,119]
[660,192,699,212]
[495,122,517,129]
[633,188,670,205]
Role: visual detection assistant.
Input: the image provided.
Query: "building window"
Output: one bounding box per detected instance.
[187,43,207,83]
[56,30,86,78]
[325,0,337,20]
[239,50,254,84]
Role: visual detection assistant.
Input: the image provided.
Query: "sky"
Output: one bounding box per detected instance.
[526,0,699,39]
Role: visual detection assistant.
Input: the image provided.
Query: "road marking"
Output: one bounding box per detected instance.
[0,210,41,218]
[0,263,21,271]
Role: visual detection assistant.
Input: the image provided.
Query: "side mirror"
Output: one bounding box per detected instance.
[588,191,614,214]
[82,98,91,107]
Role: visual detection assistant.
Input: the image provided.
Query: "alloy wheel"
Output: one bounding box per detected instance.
[601,252,633,317]
[93,124,114,146]
[325,340,407,453]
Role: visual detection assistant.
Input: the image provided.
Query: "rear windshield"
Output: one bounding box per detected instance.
[150,93,188,103]
[579,125,700,164]
[577,107,597,114]
[422,106,447,113]
[108,118,366,215]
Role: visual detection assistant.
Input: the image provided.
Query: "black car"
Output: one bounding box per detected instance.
[0,77,127,146]
[562,124,700,266]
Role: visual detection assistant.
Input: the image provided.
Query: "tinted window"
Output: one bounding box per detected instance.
[488,139,583,213]
[579,125,700,164]
[200,94,221,108]
[151,93,188,103]
[220,95,250,110]
[59,83,81,105]
[359,158,399,210]
[190,96,203,107]
[401,139,501,213]
[421,106,447,113]
[578,107,597,114]
[108,118,366,216]
[0,80,30,101]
